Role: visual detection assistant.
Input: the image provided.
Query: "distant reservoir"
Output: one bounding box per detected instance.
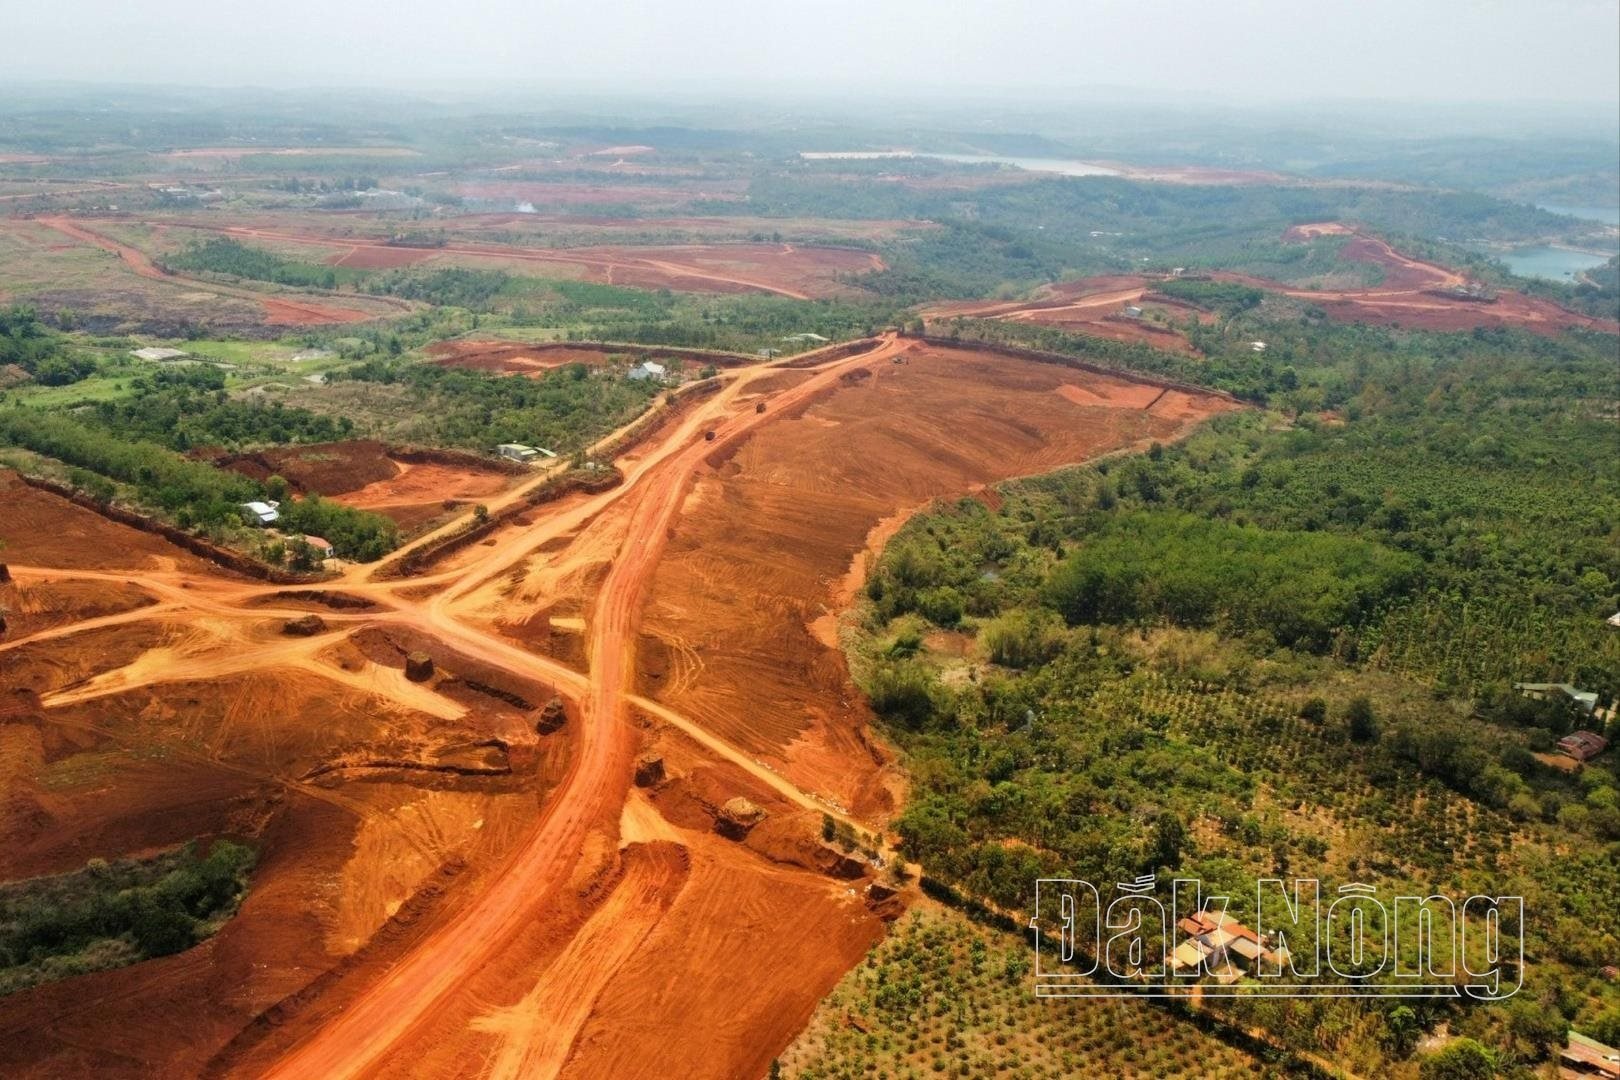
[800,150,1118,177]
[1501,245,1613,281]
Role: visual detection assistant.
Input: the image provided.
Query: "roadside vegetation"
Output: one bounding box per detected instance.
[0,841,255,997]
[851,318,1619,1076]
[330,354,661,451]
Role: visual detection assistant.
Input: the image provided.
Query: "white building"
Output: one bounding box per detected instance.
[495,443,540,463]
[627,361,667,381]
[241,501,280,526]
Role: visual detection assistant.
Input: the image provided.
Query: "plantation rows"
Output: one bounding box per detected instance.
[781,909,1279,1080]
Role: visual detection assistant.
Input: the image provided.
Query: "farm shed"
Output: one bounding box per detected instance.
[495,443,540,463]
[240,500,280,526]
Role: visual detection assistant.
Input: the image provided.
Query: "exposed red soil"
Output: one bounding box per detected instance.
[926,274,1206,355]
[0,471,220,573]
[935,227,1618,343]
[332,461,514,534]
[33,217,383,326]
[638,341,1237,818]
[427,340,622,375]
[426,339,751,377]
[0,578,156,639]
[258,298,371,325]
[204,439,401,496]
[164,220,883,299]
[201,440,517,534]
[0,336,1235,1079]
[1214,224,1619,335]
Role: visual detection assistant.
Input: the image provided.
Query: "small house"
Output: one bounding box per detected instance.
[1122,305,1144,318]
[240,501,280,526]
[1607,612,1620,629]
[627,361,667,381]
[1169,938,1212,972]
[1249,341,1268,352]
[1174,908,1289,978]
[1558,730,1610,763]
[1515,682,1601,715]
[1562,1030,1620,1079]
[300,535,335,559]
[495,443,540,463]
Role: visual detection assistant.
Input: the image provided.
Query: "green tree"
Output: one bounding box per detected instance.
[1346,696,1379,742]
[1150,810,1187,871]
[1418,1039,1496,1080]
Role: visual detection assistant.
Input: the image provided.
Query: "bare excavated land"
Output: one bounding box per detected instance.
[926,274,1214,354]
[145,217,885,300]
[202,440,524,536]
[929,224,1618,346]
[0,335,1236,1078]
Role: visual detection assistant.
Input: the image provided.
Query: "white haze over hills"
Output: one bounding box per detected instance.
[1,0,1617,108]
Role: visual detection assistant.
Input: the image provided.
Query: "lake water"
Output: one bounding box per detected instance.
[800,150,1118,177]
[1500,245,1613,281]
[925,153,1118,177]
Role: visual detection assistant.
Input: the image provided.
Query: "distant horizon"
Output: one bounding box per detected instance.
[1,79,1615,145]
[2,75,1617,113]
[1,0,1615,110]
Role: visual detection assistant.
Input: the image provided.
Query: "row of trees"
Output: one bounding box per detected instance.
[0,406,396,560]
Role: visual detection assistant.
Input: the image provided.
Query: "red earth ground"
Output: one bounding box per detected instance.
[0,336,1235,1078]
[204,440,520,535]
[930,225,1618,347]
[1219,224,1618,335]
[148,220,884,299]
[32,217,394,326]
[926,275,1211,355]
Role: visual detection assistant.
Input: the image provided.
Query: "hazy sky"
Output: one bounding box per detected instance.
[3,0,1617,105]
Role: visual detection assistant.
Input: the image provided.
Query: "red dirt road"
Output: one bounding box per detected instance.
[925,275,1206,354]
[2,334,1230,1079]
[930,226,1617,344]
[254,335,911,1080]
[156,220,881,300]
[34,217,393,325]
[1227,224,1617,335]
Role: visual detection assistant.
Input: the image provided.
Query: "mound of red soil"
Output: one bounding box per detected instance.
[206,440,400,496]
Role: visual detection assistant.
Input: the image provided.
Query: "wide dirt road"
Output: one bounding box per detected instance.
[1,331,1225,1079]
[252,336,906,1079]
